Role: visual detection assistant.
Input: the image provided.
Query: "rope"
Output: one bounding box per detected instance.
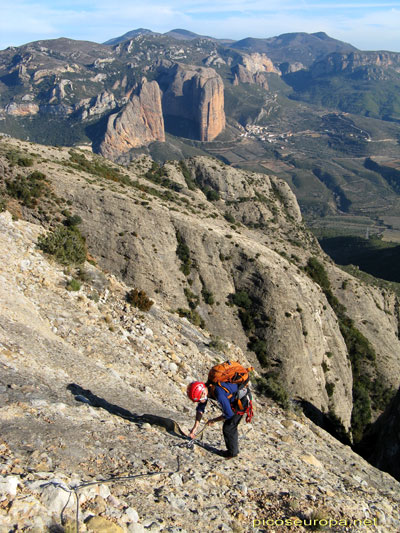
[174,420,208,449]
[42,456,180,533]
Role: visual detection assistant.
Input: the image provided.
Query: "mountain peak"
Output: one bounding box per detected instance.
[312,31,330,40]
[103,28,155,46]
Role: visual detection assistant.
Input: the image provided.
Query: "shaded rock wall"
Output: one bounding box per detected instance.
[160,63,225,141]
[360,387,400,481]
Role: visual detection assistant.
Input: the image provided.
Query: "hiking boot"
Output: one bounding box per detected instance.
[221,450,236,459]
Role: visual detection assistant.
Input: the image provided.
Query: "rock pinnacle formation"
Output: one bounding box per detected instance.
[99,79,165,159]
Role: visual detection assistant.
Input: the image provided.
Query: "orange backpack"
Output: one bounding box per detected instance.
[207,360,254,422]
[208,360,253,387]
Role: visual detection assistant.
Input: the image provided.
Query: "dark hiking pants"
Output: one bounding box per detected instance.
[223,413,243,456]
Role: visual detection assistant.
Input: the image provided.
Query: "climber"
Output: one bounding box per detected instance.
[187,362,253,458]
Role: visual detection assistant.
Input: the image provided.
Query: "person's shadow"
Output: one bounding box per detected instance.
[67,383,224,456]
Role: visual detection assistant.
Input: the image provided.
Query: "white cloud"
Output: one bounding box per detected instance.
[1,0,400,51]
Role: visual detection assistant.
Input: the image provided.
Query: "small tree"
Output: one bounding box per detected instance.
[38,225,87,265]
[126,289,154,312]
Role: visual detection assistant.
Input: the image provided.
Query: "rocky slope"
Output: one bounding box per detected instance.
[0,209,399,532]
[1,136,399,449]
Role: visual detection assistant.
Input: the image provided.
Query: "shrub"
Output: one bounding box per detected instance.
[67,150,131,185]
[0,193,5,213]
[208,335,227,353]
[177,308,205,328]
[325,381,335,397]
[205,187,220,202]
[231,290,252,309]
[224,212,235,224]
[305,255,384,444]
[6,172,48,208]
[38,225,87,265]
[64,214,83,227]
[176,230,191,276]
[305,257,330,292]
[145,162,182,192]
[126,289,154,312]
[184,288,200,309]
[179,161,197,190]
[201,286,215,305]
[6,150,34,167]
[351,383,372,443]
[66,278,81,291]
[239,309,255,333]
[248,337,269,367]
[255,373,289,409]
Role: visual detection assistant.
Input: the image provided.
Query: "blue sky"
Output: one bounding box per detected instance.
[1,1,400,51]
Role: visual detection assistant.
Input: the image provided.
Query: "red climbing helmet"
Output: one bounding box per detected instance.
[187,381,207,402]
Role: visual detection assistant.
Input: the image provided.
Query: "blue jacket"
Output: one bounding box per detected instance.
[196,382,239,420]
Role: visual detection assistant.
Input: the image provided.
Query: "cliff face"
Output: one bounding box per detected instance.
[98,79,165,159]
[360,388,400,481]
[3,102,40,116]
[160,63,225,141]
[232,52,280,88]
[311,51,400,78]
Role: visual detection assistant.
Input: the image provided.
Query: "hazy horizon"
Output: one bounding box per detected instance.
[2,1,400,53]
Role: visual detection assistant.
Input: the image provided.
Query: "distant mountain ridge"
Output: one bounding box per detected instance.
[3,28,400,242]
[230,31,358,67]
[103,28,358,65]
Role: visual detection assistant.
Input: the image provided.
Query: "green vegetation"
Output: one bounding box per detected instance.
[305,256,395,443]
[230,289,257,334]
[38,225,87,265]
[340,264,400,299]
[66,278,81,291]
[66,150,131,185]
[230,290,252,309]
[255,373,289,409]
[178,160,197,190]
[208,335,227,353]
[177,307,205,328]
[325,381,335,398]
[201,286,215,305]
[224,83,269,125]
[63,213,83,227]
[176,230,191,276]
[126,288,154,312]
[6,149,34,167]
[287,71,400,122]
[224,212,236,224]
[247,337,269,367]
[184,287,200,309]
[364,157,400,193]
[144,161,183,192]
[203,186,220,202]
[6,171,48,208]
[0,193,6,213]
[229,288,289,406]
